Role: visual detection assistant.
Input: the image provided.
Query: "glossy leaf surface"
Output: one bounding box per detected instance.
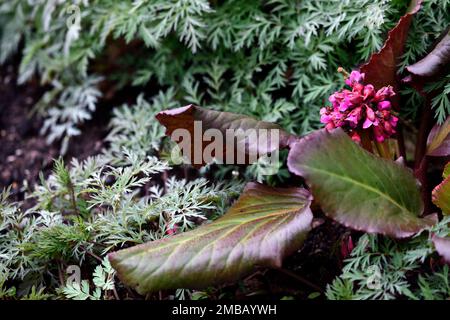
[109,183,313,293]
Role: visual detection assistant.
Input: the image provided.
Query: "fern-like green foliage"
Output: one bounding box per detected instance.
[0,0,449,300]
[326,217,450,300]
[1,0,448,148]
[61,257,115,300]
[0,100,242,298]
[0,155,240,297]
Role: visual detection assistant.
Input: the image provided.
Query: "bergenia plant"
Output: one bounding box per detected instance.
[108,0,450,294]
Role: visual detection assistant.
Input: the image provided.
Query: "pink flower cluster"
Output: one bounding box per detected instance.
[320,71,398,143]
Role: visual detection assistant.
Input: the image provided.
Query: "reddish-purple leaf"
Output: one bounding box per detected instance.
[360,0,423,108]
[156,104,297,167]
[404,28,450,94]
[407,29,450,79]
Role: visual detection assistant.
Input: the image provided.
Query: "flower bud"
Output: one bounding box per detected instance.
[363,85,375,100]
[377,101,391,110]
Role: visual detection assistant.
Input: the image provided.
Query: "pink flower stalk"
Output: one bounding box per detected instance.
[320,70,398,143]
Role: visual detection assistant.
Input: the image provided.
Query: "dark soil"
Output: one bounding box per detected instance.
[0,65,55,202]
[237,217,348,299]
[0,64,106,204]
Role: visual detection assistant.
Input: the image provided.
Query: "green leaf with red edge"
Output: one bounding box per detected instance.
[360,0,423,108]
[156,104,297,167]
[432,236,450,263]
[444,162,450,179]
[287,128,436,238]
[426,117,450,157]
[109,182,312,294]
[407,29,450,79]
[432,162,450,215]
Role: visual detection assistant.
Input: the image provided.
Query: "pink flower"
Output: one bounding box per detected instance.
[339,100,353,112]
[362,106,378,129]
[320,108,332,123]
[346,107,362,127]
[377,101,391,110]
[389,115,399,127]
[363,85,375,100]
[366,107,376,121]
[353,83,364,94]
[373,126,385,142]
[329,95,338,107]
[374,86,395,102]
[362,118,374,129]
[321,69,398,143]
[325,122,336,130]
[347,92,364,106]
[384,121,393,134]
[345,71,365,86]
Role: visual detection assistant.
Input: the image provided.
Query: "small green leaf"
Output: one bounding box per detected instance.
[109,182,312,294]
[308,292,321,299]
[62,281,91,300]
[432,163,450,215]
[287,128,435,238]
[427,117,450,157]
[444,162,450,179]
[93,258,116,291]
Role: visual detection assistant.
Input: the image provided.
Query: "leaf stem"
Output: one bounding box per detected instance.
[414,99,434,215]
[414,99,433,169]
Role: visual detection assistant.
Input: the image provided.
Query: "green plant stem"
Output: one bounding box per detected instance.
[80,246,103,263]
[414,100,433,169]
[414,99,434,215]
[57,260,65,287]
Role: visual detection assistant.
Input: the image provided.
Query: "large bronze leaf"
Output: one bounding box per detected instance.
[432,162,450,215]
[109,183,312,294]
[156,105,297,167]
